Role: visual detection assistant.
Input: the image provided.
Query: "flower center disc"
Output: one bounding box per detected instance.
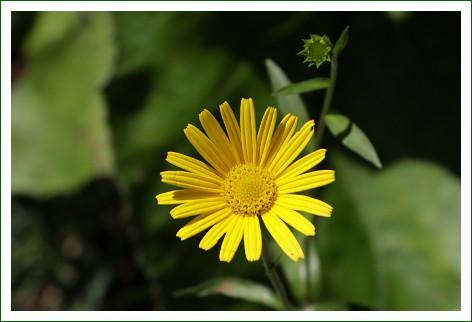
[222,164,277,216]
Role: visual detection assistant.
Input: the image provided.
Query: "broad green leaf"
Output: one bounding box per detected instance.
[325,113,382,168]
[265,58,314,151]
[273,78,331,95]
[333,26,349,56]
[318,151,461,310]
[174,277,283,310]
[11,12,116,197]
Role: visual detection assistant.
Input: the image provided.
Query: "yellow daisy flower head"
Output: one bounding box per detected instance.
[156,98,335,263]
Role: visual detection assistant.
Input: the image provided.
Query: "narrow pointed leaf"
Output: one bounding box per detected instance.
[265,58,314,151]
[333,26,349,56]
[325,113,382,168]
[174,277,283,310]
[273,78,331,95]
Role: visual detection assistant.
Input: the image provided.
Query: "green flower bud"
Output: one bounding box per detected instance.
[298,34,332,68]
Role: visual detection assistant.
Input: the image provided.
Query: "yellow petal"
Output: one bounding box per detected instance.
[219,215,244,262]
[269,120,315,177]
[262,210,304,262]
[277,170,335,194]
[220,102,244,163]
[170,199,226,219]
[243,215,262,262]
[166,152,223,182]
[199,109,237,166]
[199,216,232,250]
[276,149,326,182]
[275,194,333,217]
[271,204,315,236]
[240,98,257,164]
[264,114,298,168]
[184,124,231,175]
[161,171,222,193]
[256,107,277,167]
[156,189,220,205]
[176,208,232,240]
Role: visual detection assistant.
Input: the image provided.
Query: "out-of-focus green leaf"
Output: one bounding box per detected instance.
[114,50,230,167]
[73,267,112,310]
[174,277,283,310]
[319,151,461,310]
[317,175,376,308]
[304,302,349,311]
[325,113,382,168]
[11,12,115,197]
[273,78,330,95]
[333,26,349,56]
[386,12,414,23]
[265,59,314,151]
[270,236,322,305]
[113,12,212,76]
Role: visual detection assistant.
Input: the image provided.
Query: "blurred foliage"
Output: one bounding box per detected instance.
[318,151,460,310]
[174,277,283,310]
[11,11,460,311]
[11,12,115,196]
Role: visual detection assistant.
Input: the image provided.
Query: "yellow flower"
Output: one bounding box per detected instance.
[156,98,335,263]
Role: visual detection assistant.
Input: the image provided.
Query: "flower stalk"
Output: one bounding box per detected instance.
[306,53,339,303]
[261,239,294,310]
[313,53,338,151]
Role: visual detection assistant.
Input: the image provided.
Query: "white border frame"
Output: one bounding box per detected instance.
[2,1,471,321]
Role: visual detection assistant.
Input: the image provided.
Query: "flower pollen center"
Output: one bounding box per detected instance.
[222,164,277,217]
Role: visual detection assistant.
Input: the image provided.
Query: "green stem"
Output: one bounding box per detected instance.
[313,53,338,150]
[261,240,294,310]
[305,53,339,304]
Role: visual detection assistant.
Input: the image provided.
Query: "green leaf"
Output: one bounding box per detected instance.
[265,58,314,151]
[273,78,331,95]
[11,12,116,197]
[73,267,112,310]
[386,12,413,23]
[174,277,283,310]
[304,302,349,311]
[318,151,461,310]
[333,26,349,56]
[325,112,382,168]
[270,236,322,305]
[113,12,212,76]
